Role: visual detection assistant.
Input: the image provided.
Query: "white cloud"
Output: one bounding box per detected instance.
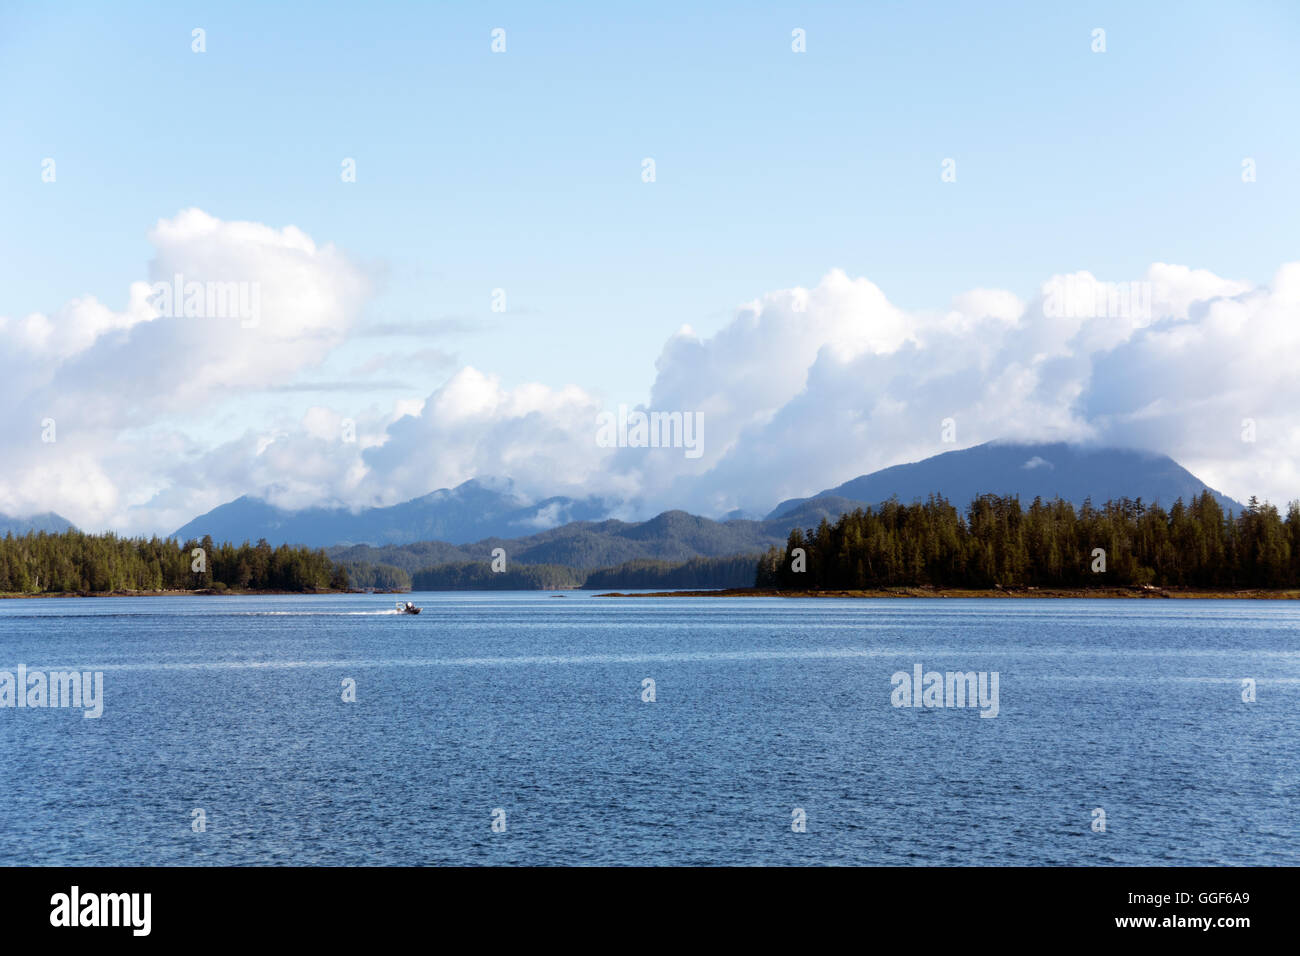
[358,367,612,506]
[636,262,1298,514]
[0,209,368,530]
[3,211,1296,534]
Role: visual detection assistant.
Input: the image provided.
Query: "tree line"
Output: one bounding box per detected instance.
[339,561,412,591]
[0,530,347,594]
[755,492,1300,590]
[12,491,1292,596]
[0,529,755,595]
[411,562,583,590]
[584,555,760,590]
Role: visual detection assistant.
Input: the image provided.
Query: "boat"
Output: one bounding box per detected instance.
[396,601,422,615]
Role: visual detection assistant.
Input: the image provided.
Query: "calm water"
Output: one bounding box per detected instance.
[0,593,1297,866]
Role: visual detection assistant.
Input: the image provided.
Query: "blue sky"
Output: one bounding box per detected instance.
[2,1,1299,531]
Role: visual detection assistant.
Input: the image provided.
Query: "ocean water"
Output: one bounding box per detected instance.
[0,592,1296,866]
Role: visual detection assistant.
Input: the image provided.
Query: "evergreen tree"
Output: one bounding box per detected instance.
[756,492,1298,591]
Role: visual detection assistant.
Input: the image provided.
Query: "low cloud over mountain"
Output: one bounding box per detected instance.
[172,442,1243,550]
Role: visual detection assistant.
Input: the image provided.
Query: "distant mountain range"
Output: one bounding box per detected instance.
[172,479,614,549]
[330,509,789,573]
[163,442,1247,566]
[0,511,78,536]
[0,442,1252,592]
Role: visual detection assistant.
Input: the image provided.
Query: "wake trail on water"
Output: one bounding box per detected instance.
[230,609,403,616]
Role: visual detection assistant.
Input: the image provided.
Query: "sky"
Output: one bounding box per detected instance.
[1,0,1298,535]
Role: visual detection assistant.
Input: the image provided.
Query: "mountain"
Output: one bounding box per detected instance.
[331,510,788,573]
[171,478,616,547]
[171,442,1249,556]
[0,511,79,536]
[767,442,1246,519]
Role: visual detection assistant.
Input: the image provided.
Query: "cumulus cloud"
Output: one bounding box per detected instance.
[358,367,611,506]
[324,260,1295,518]
[3,209,1296,534]
[0,209,368,530]
[641,262,1293,514]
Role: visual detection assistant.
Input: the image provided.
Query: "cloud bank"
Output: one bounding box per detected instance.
[2,209,1295,534]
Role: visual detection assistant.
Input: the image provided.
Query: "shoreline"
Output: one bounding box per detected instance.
[6,586,1298,600]
[596,586,1300,600]
[0,588,396,600]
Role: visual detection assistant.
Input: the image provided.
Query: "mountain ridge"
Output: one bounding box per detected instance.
[0,511,79,536]
[169,442,1251,555]
[767,441,1245,520]
[172,479,615,548]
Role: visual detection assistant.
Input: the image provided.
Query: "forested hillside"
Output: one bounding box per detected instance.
[7,491,1296,595]
[583,555,760,590]
[0,531,346,594]
[411,562,583,590]
[330,510,785,572]
[757,493,1300,590]
[338,561,412,591]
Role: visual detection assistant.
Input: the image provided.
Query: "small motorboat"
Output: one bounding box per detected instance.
[396,600,422,615]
